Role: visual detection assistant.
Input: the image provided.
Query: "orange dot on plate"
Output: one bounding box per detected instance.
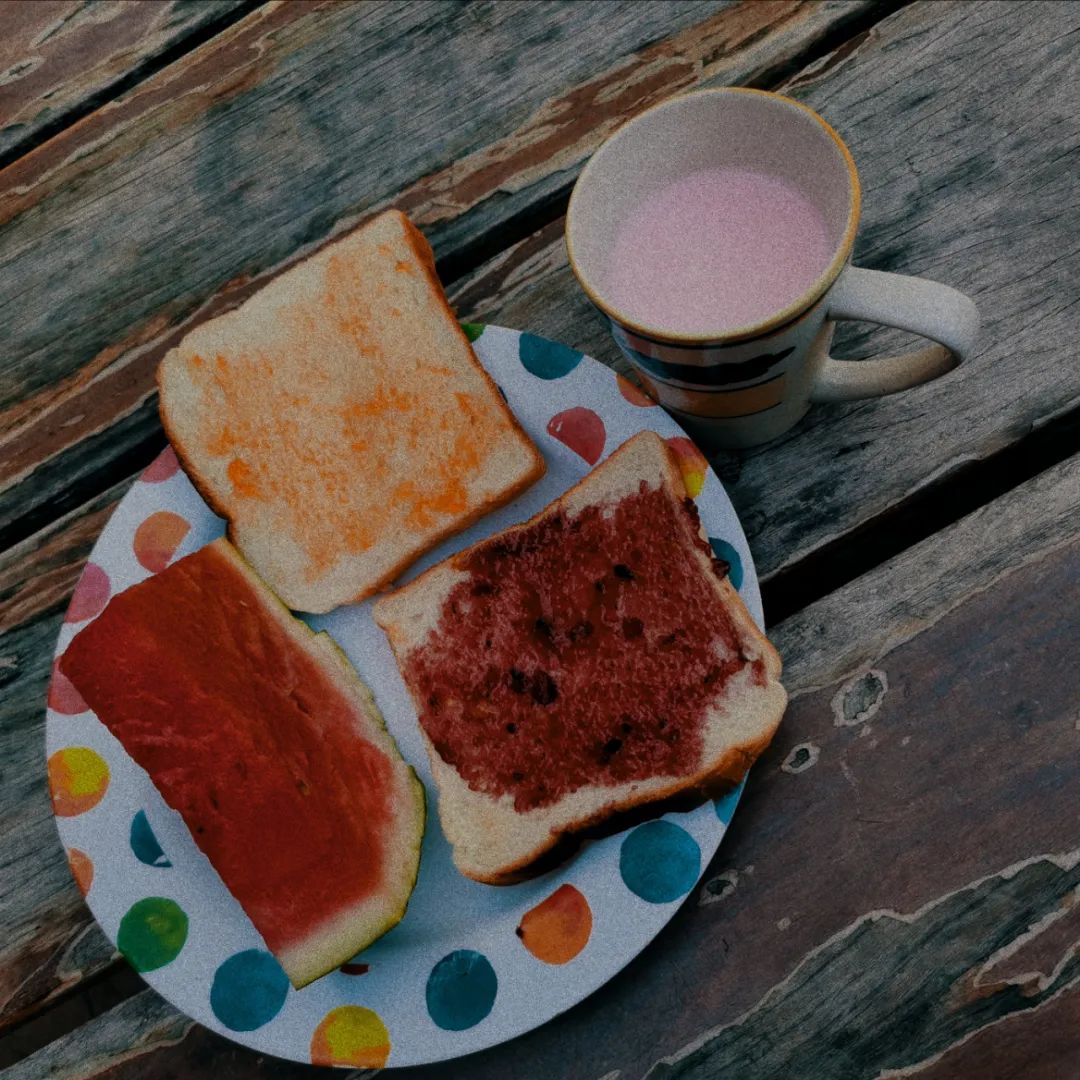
[517,883,592,965]
[310,1006,390,1068]
[48,747,110,817]
[67,848,94,895]
[665,436,708,498]
[133,511,190,573]
[49,660,88,715]
[616,373,656,407]
[140,446,180,483]
[64,564,110,624]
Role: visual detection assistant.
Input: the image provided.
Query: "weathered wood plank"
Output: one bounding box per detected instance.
[0,0,253,164]
[0,0,884,550]
[6,450,1077,1077]
[451,0,1080,582]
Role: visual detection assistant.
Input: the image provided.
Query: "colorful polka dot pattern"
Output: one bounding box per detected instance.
[619,820,701,903]
[140,446,181,483]
[48,661,87,715]
[426,950,498,1031]
[311,1006,390,1068]
[665,436,709,498]
[117,897,188,972]
[210,950,289,1031]
[519,332,583,380]
[616,372,657,407]
[714,780,745,826]
[517,884,592,964]
[133,511,190,573]
[130,810,171,867]
[47,325,758,1067]
[547,406,605,464]
[48,747,110,816]
[65,564,110,624]
[708,537,744,592]
[67,848,94,896]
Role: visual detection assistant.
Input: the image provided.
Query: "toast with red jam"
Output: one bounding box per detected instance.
[374,431,786,884]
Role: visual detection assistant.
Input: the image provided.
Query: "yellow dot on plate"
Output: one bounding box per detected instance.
[665,436,708,498]
[310,1005,390,1068]
[48,747,110,817]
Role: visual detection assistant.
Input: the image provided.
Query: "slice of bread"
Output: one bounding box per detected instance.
[158,209,544,613]
[374,431,786,884]
[59,538,425,988]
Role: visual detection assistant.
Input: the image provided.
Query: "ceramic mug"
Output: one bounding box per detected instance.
[565,88,980,449]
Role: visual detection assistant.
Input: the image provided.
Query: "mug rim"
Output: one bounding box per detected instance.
[565,87,862,346]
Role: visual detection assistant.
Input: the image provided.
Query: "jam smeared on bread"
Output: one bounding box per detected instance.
[409,483,764,812]
[60,539,424,988]
[375,431,787,884]
[157,210,544,613]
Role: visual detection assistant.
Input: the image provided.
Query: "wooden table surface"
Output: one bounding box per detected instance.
[1,1,1077,1077]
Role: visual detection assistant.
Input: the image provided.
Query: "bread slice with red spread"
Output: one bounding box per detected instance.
[59,538,425,988]
[374,431,786,884]
[158,209,544,614]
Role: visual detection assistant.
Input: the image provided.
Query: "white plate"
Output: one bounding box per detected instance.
[46,325,758,1068]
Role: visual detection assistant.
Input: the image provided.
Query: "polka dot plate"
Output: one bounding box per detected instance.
[46,325,760,1068]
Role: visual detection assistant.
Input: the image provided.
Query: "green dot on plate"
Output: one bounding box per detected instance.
[460,321,486,342]
[620,820,701,903]
[117,897,188,971]
[210,949,289,1031]
[426,949,497,1030]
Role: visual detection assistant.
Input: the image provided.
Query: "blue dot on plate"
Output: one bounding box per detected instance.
[210,949,289,1031]
[714,778,746,826]
[620,820,701,903]
[708,537,744,592]
[426,949,497,1031]
[130,810,171,867]
[519,332,583,380]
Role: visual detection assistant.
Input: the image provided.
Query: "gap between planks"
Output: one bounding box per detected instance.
[0,0,267,173]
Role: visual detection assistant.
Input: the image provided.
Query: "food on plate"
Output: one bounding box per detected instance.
[374,431,786,884]
[59,538,425,988]
[157,209,544,613]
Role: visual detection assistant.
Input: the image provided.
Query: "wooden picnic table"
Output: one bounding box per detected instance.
[1,1,1077,1076]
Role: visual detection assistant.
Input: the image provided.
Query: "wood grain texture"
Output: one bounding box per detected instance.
[6,451,1078,1078]
[0,0,253,163]
[451,0,1080,581]
[0,0,881,550]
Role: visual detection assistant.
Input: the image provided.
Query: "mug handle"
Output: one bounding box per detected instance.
[810,266,979,403]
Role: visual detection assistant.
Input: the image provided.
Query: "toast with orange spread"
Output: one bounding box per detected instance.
[158,210,544,613]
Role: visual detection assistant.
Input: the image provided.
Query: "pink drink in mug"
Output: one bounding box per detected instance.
[566,89,979,449]
[605,166,833,336]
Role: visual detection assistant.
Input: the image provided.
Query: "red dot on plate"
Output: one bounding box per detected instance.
[140,446,180,484]
[133,511,190,573]
[547,407,606,465]
[49,660,88,715]
[64,564,110,624]
[616,373,656,407]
